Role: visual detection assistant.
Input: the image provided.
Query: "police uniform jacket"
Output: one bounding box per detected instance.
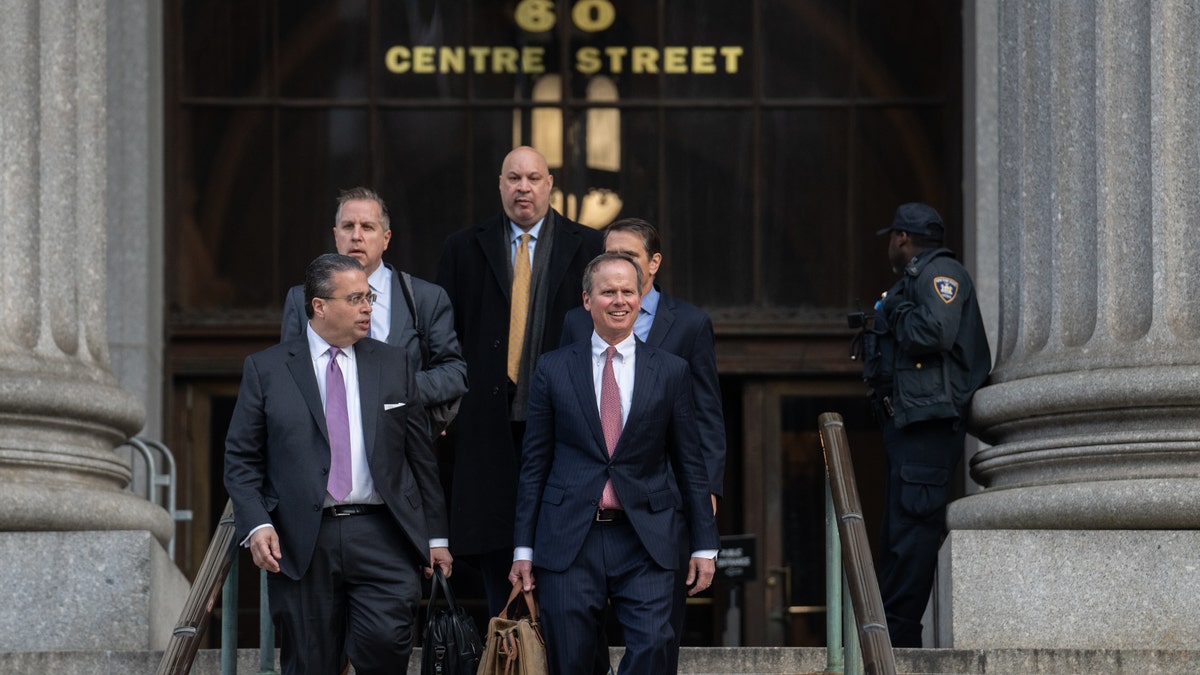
[869,247,991,428]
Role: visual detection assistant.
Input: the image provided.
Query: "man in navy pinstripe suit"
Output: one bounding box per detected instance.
[509,252,719,675]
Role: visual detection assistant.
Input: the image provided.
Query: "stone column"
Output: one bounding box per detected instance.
[0,1,185,652]
[941,0,1200,649]
[0,1,171,545]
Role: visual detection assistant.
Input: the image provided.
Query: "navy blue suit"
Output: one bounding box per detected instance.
[513,339,718,675]
[562,287,726,672]
[561,287,725,498]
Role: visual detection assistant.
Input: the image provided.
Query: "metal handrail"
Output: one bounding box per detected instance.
[157,501,239,675]
[156,500,278,675]
[819,412,896,675]
[120,436,194,559]
[825,479,862,675]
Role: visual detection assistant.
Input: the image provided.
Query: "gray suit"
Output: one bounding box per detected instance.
[282,263,467,408]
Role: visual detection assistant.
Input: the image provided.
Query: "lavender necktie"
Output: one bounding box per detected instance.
[599,346,623,509]
[325,347,352,501]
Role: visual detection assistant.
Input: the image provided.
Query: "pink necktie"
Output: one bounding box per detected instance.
[326,347,352,501]
[599,346,623,510]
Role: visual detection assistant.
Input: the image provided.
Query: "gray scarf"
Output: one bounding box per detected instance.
[509,211,558,420]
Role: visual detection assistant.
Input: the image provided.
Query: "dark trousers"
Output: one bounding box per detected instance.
[877,416,963,648]
[591,528,690,675]
[539,518,675,675]
[268,510,422,675]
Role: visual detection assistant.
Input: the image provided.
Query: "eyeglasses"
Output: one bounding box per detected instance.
[318,292,377,307]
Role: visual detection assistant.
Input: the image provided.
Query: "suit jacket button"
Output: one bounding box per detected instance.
[492,385,500,395]
[313,504,321,511]
[321,467,328,475]
[493,340,501,349]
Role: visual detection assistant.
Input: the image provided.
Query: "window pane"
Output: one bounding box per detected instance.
[377,1,470,99]
[762,110,851,309]
[850,106,958,304]
[177,108,274,310]
[855,0,957,98]
[762,0,852,98]
[277,109,371,288]
[180,0,273,98]
[378,109,495,281]
[663,1,753,98]
[661,110,753,308]
[278,0,370,98]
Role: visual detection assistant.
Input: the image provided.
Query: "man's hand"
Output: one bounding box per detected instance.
[685,556,716,596]
[426,547,453,579]
[711,493,719,516]
[249,527,282,573]
[509,560,535,592]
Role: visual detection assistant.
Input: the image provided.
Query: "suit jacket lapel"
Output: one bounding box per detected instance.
[646,288,675,347]
[479,215,512,301]
[543,211,580,305]
[286,343,328,442]
[625,340,658,439]
[356,340,381,458]
[386,263,413,345]
[568,342,608,456]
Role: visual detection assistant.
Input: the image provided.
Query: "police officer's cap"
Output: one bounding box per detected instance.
[876,203,945,238]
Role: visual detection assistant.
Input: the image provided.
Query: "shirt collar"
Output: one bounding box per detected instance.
[366,263,391,294]
[510,217,545,243]
[640,285,660,317]
[306,323,355,361]
[591,331,637,361]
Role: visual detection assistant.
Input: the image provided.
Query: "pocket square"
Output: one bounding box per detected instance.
[384,402,406,411]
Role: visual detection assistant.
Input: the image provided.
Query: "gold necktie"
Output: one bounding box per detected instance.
[507,233,532,382]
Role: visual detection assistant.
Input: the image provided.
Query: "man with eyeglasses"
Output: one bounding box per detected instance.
[226,253,452,675]
[283,187,467,438]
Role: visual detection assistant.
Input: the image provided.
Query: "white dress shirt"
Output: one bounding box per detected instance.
[367,263,392,342]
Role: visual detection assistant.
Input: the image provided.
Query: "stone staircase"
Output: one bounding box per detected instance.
[3,647,1199,674]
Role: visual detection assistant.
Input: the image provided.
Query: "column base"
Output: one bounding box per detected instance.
[936,529,1200,649]
[0,530,189,651]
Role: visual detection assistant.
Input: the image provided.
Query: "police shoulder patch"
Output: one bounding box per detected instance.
[933,276,959,303]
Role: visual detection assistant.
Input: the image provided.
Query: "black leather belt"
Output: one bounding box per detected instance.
[595,508,625,522]
[324,504,385,517]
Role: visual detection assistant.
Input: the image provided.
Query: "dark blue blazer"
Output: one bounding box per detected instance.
[513,339,719,572]
[223,337,449,580]
[561,287,726,498]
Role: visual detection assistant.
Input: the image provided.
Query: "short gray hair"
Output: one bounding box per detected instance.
[582,252,643,295]
[335,187,390,231]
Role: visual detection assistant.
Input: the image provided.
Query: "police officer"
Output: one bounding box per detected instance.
[863,202,991,647]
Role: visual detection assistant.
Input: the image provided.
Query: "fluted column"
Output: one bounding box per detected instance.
[0,0,171,544]
[951,0,1200,530]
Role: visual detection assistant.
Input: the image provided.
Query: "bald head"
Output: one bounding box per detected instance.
[499,146,554,230]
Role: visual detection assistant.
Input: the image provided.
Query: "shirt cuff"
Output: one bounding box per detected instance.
[242,523,274,547]
[691,549,719,559]
[429,538,449,549]
[513,546,533,561]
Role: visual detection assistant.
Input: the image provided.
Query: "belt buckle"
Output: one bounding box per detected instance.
[331,505,352,517]
[882,395,894,417]
[595,509,619,522]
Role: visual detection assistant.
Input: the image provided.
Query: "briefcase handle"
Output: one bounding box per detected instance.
[428,566,461,613]
[499,581,538,622]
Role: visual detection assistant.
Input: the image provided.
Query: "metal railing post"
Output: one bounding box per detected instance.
[825,479,844,673]
[259,568,277,674]
[844,574,862,675]
[222,561,239,675]
[819,412,896,675]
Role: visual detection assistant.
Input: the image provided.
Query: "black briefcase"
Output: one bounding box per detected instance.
[421,567,484,675]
